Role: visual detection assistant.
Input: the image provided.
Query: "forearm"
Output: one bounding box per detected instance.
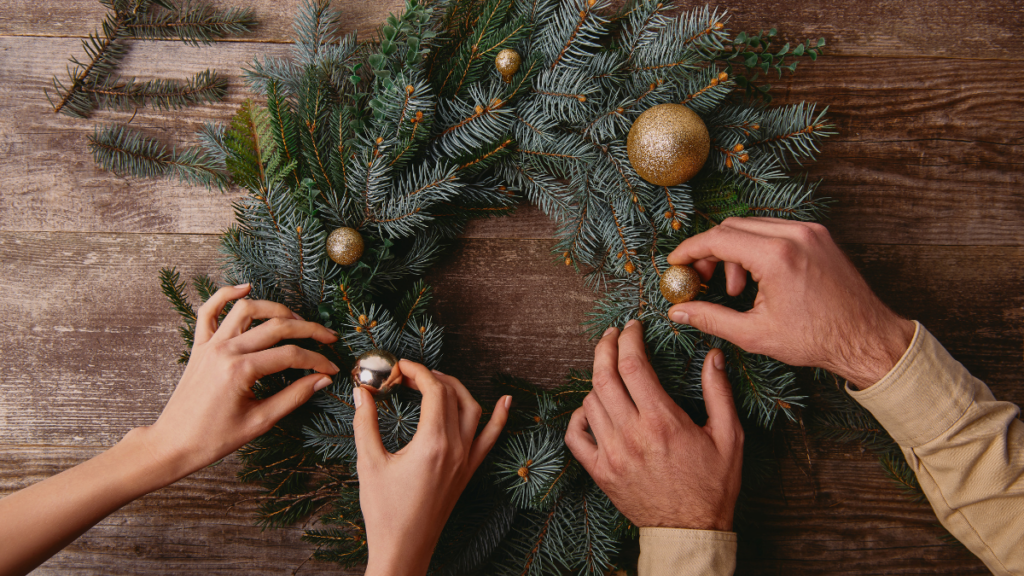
[849,322,1024,575]
[0,427,177,576]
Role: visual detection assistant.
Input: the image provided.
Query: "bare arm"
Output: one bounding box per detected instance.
[0,284,340,575]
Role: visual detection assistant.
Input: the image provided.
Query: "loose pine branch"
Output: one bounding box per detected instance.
[89,123,227,188]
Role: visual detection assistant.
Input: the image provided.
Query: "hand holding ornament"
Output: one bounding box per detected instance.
[667,217,915,389]
[564,321,744,532]
[354,361,511,576]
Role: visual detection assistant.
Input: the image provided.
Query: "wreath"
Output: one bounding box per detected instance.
[143,0,852,572]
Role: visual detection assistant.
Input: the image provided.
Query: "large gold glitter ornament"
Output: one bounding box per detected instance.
[326,227,364,266]
[627,104,710,187]
[351,349,401,396]
[659,264,701,304]
[495,49,521,83]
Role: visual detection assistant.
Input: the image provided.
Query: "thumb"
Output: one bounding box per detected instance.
[669,301,752,349]
[253,372,332,428]
[701,349,743,450]
[352,387,386,463]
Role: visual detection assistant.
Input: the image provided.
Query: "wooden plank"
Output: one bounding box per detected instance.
[0,446,354,576]
[0,443,987,574]
[2,36,1022,245]
[0,0,1021,61]
[2,232,1021,445]
[0,0,402,46]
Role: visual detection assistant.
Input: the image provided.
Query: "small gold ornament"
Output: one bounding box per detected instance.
[495,48,521,83]
[326,227,364,266]
[659,264,701,304]
[627,104,710,187]
[351,349,401,396]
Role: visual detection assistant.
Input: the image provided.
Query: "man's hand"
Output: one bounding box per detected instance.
[354,361,511,576]
[667,217,915,389]
[565,320,743,531]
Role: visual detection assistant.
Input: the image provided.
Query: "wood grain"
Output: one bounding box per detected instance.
[0,446,356,576]
[2,232,1021,439]
[1,0,1021,61]
[2,36,1022,245]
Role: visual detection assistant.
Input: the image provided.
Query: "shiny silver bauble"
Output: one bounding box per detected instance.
[351,349,401,395]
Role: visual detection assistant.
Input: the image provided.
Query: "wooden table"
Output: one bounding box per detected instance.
[1,0,1020,573]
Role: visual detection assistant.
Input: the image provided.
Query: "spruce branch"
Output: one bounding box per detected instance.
[89,123,228,188]
[125,1,256,46]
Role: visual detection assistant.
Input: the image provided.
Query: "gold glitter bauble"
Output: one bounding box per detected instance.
[495,48,522,83]
[660,265,701,304]
[326,227,364,266]
[627,104,710,187]
[351,349,401,396]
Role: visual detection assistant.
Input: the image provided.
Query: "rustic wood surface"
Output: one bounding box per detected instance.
[0,0,1020,574]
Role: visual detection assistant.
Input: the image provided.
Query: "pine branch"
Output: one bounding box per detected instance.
[126,1,256,46]
[89,123,227,188]
[82,69,228,112]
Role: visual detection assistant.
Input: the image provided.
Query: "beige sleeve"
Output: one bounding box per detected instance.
[637,527,736,576]
[848,321,1024,575]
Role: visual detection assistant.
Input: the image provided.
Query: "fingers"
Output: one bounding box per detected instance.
[616,320,675,413]
[217,299,303,339]
[431,370,482,447]
[666,225,772,280]
[244,345,339,379]
[194,284,250,345]
[564,407,598,471]
[252,373,334,433]
[468,395,511,471]
[352,387,387,464]
[399,360,448,437]
[724,262,747,296]
[230,317,338,354]
[668,301,755,351]
[700,349,743,450]
[591,327,637,421]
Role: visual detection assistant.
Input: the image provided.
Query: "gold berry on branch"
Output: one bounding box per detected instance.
[659,264,701,304]
[626,103,710,187]
[495,48,521,83]
[326,227,364,266]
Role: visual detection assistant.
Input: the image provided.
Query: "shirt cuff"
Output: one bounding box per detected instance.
[847,321,975,447]
[638,527,737,576]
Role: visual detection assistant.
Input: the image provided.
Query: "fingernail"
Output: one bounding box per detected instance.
[353,387,363,409]
[326,328,338,337]
[713,351,725,371]
[504,395,512,410]
[602,326,616,337]
[292,312,303,321]
[431,369,446,376]
[329,362,340,373]
[313,376,332,392]
[624,319,638,329]
[670,309,689,324]
[235,282,250,289]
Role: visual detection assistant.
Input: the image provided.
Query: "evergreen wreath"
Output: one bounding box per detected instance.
[150,0,915,572]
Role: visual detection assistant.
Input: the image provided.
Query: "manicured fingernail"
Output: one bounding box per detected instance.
[235,282,250,289]
[670,309,689,324]
[353,387,363,408]
[431,369,446,376]
[624,319,638,329]
[603,326,616,336]
[504,395,512,410]
[292,312,303,321]
[329,362,340,373]
[326,328,338,337]
[313,376,332,392]
[713,351,725,371]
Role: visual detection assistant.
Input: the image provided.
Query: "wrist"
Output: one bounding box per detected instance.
[120,426,197,489]
[841,316,915,390]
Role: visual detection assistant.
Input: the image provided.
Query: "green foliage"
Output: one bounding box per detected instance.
[725,29,826,103]
[89,123,226,188]
[151,0,881,572]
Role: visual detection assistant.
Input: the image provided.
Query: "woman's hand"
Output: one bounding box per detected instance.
[354,360,511,576]
[139,283,341,483]
[0,283,340,576]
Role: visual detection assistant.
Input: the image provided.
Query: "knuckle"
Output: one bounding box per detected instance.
[617,353,646,378]
[582,393,599,413]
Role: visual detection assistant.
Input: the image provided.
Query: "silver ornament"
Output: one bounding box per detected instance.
[351,349,401,395]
